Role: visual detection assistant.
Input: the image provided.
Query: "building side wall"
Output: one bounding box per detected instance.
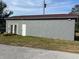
[6,19,75,40]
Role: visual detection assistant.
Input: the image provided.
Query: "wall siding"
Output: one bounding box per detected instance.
[6,19,75,40]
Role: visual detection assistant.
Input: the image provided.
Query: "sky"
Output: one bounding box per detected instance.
[2,0,79,16]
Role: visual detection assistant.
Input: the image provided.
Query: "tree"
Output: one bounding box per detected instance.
[70,5,79,32]
[0,1,13,33]
[70,5,79,15]
[0,1,13,18]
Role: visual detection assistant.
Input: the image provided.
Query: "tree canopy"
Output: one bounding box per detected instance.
[70,5,79,32]
[0,1,13,18]
[70,5,79,15]
[0,1,13,32]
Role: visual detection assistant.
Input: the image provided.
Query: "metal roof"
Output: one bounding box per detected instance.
[5,14,78,20]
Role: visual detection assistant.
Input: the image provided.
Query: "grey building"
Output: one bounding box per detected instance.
[5,14,78,40]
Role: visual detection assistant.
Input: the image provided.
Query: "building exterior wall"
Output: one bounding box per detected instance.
[6,19,75,40]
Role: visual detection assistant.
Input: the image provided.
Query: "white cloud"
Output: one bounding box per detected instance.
[46,1,75,9]
[3,0,43,16]
[10,0,42,8]
[2,0,79,16]
[26,0,35,6]
[11,0,18,6]
[48,1,68,6]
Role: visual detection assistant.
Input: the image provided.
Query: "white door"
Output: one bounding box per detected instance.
[22,24,26,36]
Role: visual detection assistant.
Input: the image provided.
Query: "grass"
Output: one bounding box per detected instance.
[0,34,79,53]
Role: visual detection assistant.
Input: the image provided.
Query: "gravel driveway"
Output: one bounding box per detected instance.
[0,44,79,59]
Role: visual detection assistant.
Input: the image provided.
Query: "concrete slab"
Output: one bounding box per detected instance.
[0,44,79,59]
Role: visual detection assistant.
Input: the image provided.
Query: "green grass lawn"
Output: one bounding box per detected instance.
[0,34,79,53]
